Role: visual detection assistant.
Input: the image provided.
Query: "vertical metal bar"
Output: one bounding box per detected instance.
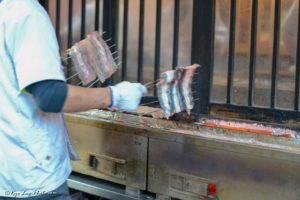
[81,0,86,40]
[248,0,258,106]
[172,0,180,69]
[95,0,100,31]
[270,0,281,108]
[112,0,119,85]
[295,2,300,110]
[103,0,111,45]
[67,0,73,79]
[226,0,236,104]
[191,0,215,114]
[103,0,119,86]
[122,0,128,81]
[102,0,112,86]
[154,0,162,96]
[68,0,73,48]
[56,0,61,46]
[137,0,145,82]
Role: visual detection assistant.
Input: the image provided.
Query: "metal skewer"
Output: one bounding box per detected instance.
[113,56,121,61]
[109,44,116,49]
[111,51,118,56]
[140,100,160,106]
[87,78,101,88]
[116,62,122,67]
[144,82,155,87]
[66,72,79,81]
[62,55,72,61]
[144,79,161,87]
[104,38,112,43]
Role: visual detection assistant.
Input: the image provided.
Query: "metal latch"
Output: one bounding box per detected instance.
[89,155,99,169]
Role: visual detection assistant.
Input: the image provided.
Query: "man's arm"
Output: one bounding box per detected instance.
[27,80,111,113]
[63,81,147,112]
[61,84,111,113]
[27,80,146,113]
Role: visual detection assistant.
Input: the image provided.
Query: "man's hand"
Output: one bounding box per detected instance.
[109,81,147,112]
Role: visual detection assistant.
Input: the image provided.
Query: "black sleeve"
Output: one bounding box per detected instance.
[26,80,68,113]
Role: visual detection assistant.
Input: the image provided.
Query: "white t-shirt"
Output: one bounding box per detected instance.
[0,0,75,197]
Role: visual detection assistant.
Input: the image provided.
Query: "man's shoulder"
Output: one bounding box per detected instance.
[4,0,45,21]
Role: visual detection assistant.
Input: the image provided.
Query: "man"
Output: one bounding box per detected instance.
[0,0,146,199]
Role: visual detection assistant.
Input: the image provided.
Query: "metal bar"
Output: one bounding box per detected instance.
[67,0,73,79]
[226,0,236,104]
[56,0,61,46]
[295,3,300,111]
[122,0,129,81]
[109,44,117,49]
[154,0,162,96]
[87,78,101,88]
[137,0,145,82]
[270,0,281,108]
[140,100,160,106]
[210,103,300,125]
[103,0,111,45]
[102,0,118,86]
[111,51,118,56]
[191,0,215,114]
[76,81,83,86]
[110,0,119,85]
[172,0,180,70]
[248,0,258,106]
[67,173,156,200]
[102,0,112,87]
[95,0,100,31]
[66,72,79,81]
[81,0,86,40]
[68,0,73,48]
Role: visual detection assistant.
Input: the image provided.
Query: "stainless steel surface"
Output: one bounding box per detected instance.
[72,109,300,153]
[65,110,300,200]
[65,113,148,190]
[67,173,155,200]
[148,133,300,200]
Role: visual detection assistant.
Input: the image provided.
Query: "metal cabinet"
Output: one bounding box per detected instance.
[65,111,300,200]
[148,129,300,200]
[64,113,148,190]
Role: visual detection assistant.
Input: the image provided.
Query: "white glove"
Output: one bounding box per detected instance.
[109,81,147,112]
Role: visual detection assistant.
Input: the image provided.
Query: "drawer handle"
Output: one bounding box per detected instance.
[88,153,126,179]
